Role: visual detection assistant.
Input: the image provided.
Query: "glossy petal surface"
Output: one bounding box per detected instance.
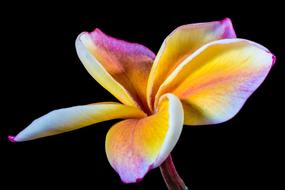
[13,102,146,141]
[147,18,236,109]
[156,39,274,125]
[76,29,155,110]
[105,94,184,183]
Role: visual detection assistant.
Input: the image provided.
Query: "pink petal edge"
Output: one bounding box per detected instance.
[89,28,156,60]
[8,135,16,143]
[272,54,276,65]
[120,163,154,184]
[220,17,237,38]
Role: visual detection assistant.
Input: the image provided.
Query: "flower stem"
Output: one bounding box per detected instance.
[160,155,189,190]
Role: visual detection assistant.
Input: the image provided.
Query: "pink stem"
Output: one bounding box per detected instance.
[160,155,189,190]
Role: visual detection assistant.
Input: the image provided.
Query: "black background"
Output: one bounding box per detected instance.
[1,1,284,189]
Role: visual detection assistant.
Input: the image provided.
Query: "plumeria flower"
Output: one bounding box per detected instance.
[9,18,275,188]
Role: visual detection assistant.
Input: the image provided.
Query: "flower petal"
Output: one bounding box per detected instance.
[147,18,236,110]
[76,29,155,111]
[105,94,183,183]
[155,39,275,125]
[12,102,146,142]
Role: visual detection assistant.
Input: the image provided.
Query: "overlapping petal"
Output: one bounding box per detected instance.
[105,94,183,183]
[76,29,155,111]
[155,39,275,125]
[147,18,236,110]
[12,102,146,142]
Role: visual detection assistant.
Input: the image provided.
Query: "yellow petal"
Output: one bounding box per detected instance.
[12,102,146,142]
[156,39,274,125]
[105,94,183,183]
[147,18,236,110]
[76,29,155,111]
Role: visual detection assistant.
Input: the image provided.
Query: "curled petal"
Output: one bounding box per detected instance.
[105,94,184,183]
[12,102,146,142]
[76,29,155,111]
[147,18,236,110]
[156,39,274,125]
